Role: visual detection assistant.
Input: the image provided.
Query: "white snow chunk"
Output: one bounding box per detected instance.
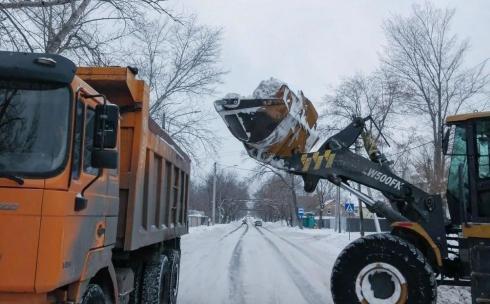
[252,77,287,98]
[223,92,242,99]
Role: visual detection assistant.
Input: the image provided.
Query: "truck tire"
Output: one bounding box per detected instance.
[129,263,143,304]
[330,233,437,304]
[140,255,169,304]
[81,284,106,304]
[162,250,181,304]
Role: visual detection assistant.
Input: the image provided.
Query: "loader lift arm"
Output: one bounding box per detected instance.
[282,116,448,260]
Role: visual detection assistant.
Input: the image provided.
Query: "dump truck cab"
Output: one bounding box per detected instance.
[0,51,120,303]
[0,52,189,304]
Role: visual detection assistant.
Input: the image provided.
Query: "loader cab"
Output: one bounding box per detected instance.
[445,112,490,303]
[445,112,490,225]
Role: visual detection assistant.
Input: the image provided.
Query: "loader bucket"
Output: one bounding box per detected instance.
[215,83,319,166]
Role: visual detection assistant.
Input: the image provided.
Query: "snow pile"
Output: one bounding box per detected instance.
[223,92,242,99]
[221,77,286,100]
[189,223,230,235]
[437,286,471,304]
[252,77,287,98]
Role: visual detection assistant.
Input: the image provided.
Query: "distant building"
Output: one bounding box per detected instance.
[188,210,209,227]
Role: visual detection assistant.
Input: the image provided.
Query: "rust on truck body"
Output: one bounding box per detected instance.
[0,55,189,303]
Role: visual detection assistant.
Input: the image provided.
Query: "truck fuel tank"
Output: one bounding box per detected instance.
[214,79,319,167]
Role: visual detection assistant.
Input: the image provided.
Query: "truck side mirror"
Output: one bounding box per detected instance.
[92,103,119,169]
[92,150,118,169]
[442,127,451,155]
[94,103,119,149]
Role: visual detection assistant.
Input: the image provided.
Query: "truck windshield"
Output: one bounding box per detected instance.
[0,86,70,177]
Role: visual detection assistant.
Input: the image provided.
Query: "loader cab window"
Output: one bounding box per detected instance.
[446,125,469,222]
[476,121,490,179]
[475,120,490,218]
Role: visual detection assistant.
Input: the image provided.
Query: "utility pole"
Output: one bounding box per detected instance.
[212,162,217,225]
[367,187,381,233]
[355,139,365,237]
[319,202,323,229]
[358,183,365,237]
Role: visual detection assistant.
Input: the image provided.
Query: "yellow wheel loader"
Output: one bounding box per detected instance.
[215,82,490,303]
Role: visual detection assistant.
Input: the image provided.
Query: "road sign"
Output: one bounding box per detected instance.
[344,202,355,214]
[298,208,304,218]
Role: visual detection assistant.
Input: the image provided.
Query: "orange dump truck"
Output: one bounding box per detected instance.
[0,51,190,304]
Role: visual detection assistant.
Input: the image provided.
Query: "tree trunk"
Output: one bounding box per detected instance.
[290,175,303,229]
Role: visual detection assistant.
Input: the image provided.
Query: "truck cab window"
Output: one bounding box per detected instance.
[84,107,99,175]
[71,99,84,179]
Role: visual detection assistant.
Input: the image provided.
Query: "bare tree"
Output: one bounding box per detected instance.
[323,70,407,147]
[315,179,335,206]
[253,163,303,228]
[0,1,71,9]
[190,168,249,223]
[382,3,489,193]
[127,17,226,162]
[0,0,171,11]
[0,2,225,163]
[0,0,176,64]
[314,180,335,228]
[254,174,294,225]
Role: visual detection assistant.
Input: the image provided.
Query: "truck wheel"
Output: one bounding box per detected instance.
[141,255,169,304]
[162,250,181,304]
[81,284,106,304]
[129,263,143,304]
[330,234,437,304]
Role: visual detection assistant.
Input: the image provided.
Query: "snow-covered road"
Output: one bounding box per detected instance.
[177,221,470,304]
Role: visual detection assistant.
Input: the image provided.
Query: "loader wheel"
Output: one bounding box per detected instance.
[162,250,181,304]
[141,255,169,304]
[81,284,106,304]
[330,234,437,304]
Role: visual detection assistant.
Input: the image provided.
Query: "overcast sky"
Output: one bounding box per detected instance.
[171,0,490,181]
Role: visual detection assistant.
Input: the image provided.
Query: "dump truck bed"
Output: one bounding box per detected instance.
[77,67,190,251]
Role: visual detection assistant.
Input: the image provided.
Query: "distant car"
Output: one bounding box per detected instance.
[254,220,262,227]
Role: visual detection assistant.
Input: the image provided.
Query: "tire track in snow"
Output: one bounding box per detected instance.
[255,227,325,304]
[228,223,249,304]
[261,226,328,268]
[219,223,246,241]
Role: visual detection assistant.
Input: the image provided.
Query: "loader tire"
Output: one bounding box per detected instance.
[140,255,169,304]
[330,233,437,304]
[81,284,106,304]
[162,249,181,304]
